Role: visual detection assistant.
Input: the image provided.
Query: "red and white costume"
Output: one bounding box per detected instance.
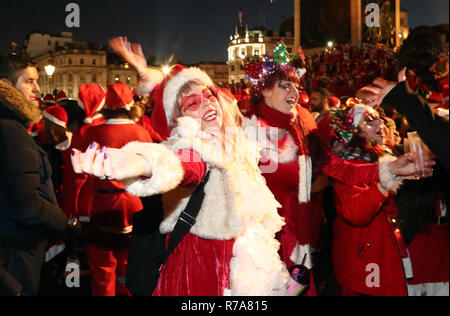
[121,116,289,296]
[244,102,399,295]
[77,83,153,296]
[59,84,107,222]
[120,65,290,296]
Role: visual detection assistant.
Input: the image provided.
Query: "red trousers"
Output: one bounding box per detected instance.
[86,244,131,296]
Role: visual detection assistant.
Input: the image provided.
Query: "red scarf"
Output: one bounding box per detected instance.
[255,102,310,157]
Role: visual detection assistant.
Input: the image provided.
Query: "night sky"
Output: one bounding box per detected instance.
[0,0,448,64]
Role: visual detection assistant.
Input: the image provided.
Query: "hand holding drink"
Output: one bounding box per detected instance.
[404,132,436,179]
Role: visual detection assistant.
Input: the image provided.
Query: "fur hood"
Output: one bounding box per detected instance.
[0,79,41,124]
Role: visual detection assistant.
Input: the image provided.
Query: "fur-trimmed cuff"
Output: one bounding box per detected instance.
[378,155,404,193]
[135,68,164,96]
[121,142,184,197]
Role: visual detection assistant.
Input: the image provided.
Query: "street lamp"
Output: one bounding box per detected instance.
[45,64,56,95]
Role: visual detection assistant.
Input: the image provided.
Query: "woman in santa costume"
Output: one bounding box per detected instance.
[71,37,290,296]
[329,99,436,296]
[75,82,153,296]
[242,43,429,296]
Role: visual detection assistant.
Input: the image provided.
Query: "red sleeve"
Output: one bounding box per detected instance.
[334,182,389,226]
[175,149,207,187]
[322,150,380,186]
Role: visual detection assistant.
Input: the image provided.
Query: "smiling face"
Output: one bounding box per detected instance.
[359,109,385,146]
[178,82,223,130]
[261,80,299,115]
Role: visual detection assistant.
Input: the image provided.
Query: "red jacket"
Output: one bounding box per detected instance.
[77,119,153,230]
[333,180,408,296]
[58,115,106,220]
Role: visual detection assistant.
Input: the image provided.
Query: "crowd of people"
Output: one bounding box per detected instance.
[0,25,448,296]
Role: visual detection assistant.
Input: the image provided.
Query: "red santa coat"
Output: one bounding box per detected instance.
[333,180,408,296]
[58,115,106,221]
[122,116,289,296]
[249,103,381,272]
[77,119,152,231]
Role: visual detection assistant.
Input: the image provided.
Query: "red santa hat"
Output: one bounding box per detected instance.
[137,64,214,139]
[56,91,69,103]
[43,94,56,105]
[78,84,106,124]
[43,105,68,128]
[104,82,134,111]
[328,96,341,108]
[105,82,134,111]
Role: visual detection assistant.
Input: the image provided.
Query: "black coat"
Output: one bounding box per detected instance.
[383,82,449,173]
[0,80,67,295]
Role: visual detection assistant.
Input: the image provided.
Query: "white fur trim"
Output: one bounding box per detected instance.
[290,243,314,270]
[351,105,368,127]
[378,155,404,193]
[163,68,214,125]
[121,142,185,197]
[165,116,289,295]
[104,118,136,125]
[45,244,66,262]
[298,155,312,204]
[136,68,165,96]
[408,282,449,296]
[55,131,73,151]
[43,111,67,128]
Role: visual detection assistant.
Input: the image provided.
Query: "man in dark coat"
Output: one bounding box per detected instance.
[0,54,69,296]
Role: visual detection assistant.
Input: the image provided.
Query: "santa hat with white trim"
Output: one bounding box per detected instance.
[137,64,214,139]
[43,105,68,128]
[43,93,56,105]
[56,91,69,103]
[104,82,135,111]
[78,84,106,124]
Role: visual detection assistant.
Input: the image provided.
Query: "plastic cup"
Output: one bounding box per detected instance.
[407,132,426,178]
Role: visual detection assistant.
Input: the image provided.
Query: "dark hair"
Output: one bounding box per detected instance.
[0,53,35,85]
[311,87,331,100]
[62,100,86,133]
[398,26,444,89]
[250,68,301,105]
[100,107,134,120]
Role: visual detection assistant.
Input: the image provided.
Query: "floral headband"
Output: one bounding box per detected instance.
[330,98,380,144]
[243,41,307,91]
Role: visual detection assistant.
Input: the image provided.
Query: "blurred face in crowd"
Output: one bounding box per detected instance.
[15,67,40,101]
[310,92,328,113]
[359,109,385,146]
[178,82,223,130]
[262,80,299,115]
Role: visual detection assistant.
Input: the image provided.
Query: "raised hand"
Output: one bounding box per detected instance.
[108,36,148,74]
